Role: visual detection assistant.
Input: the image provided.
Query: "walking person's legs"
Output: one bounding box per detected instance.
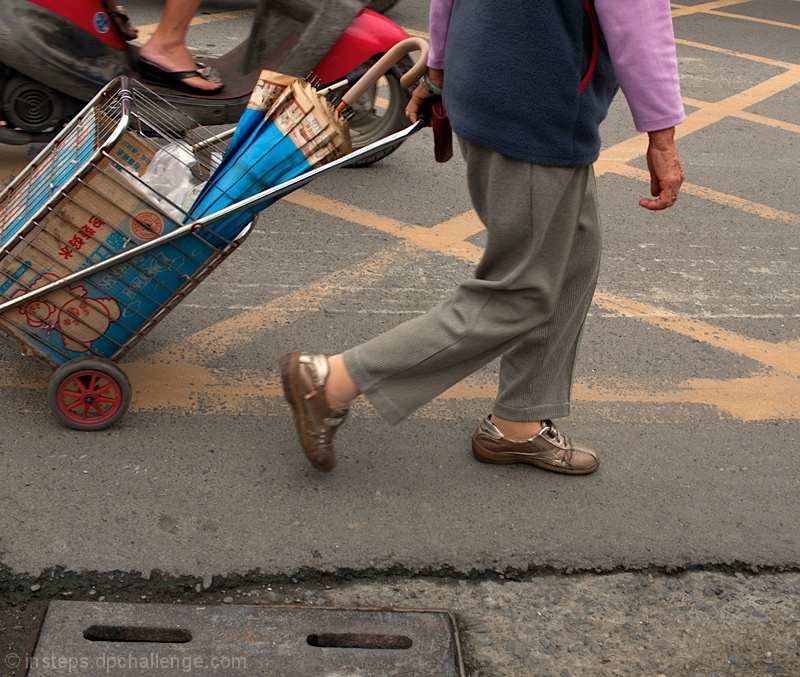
[471,165,602,474]
[281,139,602,473]
[488,164,602,438]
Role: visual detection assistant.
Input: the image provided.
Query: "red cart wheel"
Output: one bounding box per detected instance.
[47,357,131,431]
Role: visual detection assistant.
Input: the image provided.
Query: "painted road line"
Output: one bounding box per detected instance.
[722,110,800,136]
[123,19,799,419]
[675,38,798,69]
[2,13,798,422]
[572,374,800,422]
[707,10,800,31]
[285,191,485,263]
[126,245,423,366]
[600,161,800,227]
[682,98,800,135]
[179,305,800,321]
[270,192,800,376]
[443,374,800,423]
[592,291,800,377]
[599,67,800,165]
[4,359,798,423]
[671,1,754,18]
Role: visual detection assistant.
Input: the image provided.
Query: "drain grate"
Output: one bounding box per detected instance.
[28,601,466,675]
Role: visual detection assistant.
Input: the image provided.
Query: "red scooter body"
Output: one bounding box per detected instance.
[26,0,127,51]
[310,10,410,84]
[0,0,413,152]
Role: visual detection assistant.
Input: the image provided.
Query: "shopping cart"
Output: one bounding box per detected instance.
[0,76,423,430]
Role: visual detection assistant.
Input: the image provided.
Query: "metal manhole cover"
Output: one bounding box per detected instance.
[28,601,466,675]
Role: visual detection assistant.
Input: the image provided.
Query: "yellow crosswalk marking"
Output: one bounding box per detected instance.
[1,9,798,423]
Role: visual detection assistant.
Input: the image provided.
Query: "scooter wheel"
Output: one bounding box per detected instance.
[47,357,131,431]
[345,56,413,168]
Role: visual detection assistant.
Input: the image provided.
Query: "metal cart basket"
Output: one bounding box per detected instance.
[0,76,421,430]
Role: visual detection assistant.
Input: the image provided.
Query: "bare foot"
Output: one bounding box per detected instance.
[138,43,223,92]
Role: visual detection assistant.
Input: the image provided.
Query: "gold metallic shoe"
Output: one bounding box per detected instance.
[279,352,349,472]
[471,415,598,475]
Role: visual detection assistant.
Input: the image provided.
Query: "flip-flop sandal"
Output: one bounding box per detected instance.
[107,6,138,41]
[139,58,225,95]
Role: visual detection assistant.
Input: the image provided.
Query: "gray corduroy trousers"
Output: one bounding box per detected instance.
[343,138,602,425]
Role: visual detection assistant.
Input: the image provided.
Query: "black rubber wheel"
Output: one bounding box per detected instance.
[345,56,413,168]
[367,0,401,13]
[47,357,131,431]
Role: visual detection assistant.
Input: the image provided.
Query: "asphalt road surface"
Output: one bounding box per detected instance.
[1,1,798,675]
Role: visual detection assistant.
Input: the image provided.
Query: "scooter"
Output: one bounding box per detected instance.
[0,0,416,165]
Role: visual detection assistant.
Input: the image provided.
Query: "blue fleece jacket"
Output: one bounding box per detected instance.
[443,0,619,167]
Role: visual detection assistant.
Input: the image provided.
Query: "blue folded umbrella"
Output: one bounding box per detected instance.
[186,73,351,248]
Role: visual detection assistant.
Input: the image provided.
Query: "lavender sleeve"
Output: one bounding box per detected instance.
[427,0,455,70]
[595,0,686,132]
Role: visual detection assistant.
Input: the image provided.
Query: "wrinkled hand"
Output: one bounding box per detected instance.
[406,68,444,124]
[640,127,685,211]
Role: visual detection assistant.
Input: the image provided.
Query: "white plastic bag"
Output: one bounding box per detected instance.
[146,142,199,216]
[122,141,200,222]
[121,142,224,224]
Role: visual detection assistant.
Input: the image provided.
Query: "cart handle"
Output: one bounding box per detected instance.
[0,121,425,314]
[337,36,429,114]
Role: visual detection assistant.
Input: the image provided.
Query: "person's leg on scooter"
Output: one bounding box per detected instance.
[138,0,224,94]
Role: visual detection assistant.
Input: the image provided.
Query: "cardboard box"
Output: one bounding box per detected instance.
[0,128,216,364]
